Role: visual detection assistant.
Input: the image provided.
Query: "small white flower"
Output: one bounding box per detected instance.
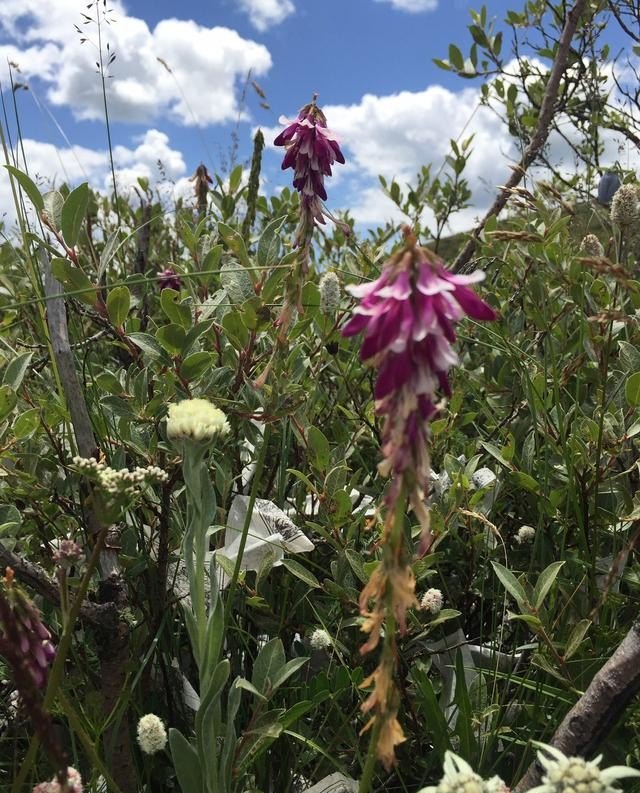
[418,751,506,793]
[420,588,444,615]
[516,525,536,544]
[167,398,230,442]
[319,271,341,315]
[137,713,167,755]
[529,744,640,793]
[309,628,332,650]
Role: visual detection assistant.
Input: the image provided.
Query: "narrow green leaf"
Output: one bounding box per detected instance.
[256,216,286,269]
[0,386,17,421]
[51,257,97,307]
[564,619,591,660]
[169,728,203,793]
[626,371,640,407]
[5,165,44,212]
[281,558,320,589]
[106,285,130,327]
[532,561,565,610]
[2,352,32,391]
[252,638,285,694]
[61,182,89,247]
[307,426,330,471]
[491,561,529,612]
[448,44,464,70]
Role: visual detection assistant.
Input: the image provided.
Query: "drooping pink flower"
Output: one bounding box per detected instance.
[33,767,83,793]
[343,228,495,551]
[274,96,345,228]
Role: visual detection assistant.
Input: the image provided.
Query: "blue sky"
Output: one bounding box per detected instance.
[0,0,632,233]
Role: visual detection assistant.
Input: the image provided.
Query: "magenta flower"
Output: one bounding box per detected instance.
[1,569,56,689]
[158,267,181,292]
[342,229,495,551]
[274,97,345,226]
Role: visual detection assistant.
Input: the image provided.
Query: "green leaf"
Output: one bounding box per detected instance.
[0,505,22,537]
[2,353,32,391]
[448,44,464,71]
[42,190,64,230]
[564,619,591,660]
[218,222,253,270]
[61,182,89,247]
[51,257,97,307]
[281,558,320,589]
[625,372,640,407]
[98,229,122,280]
[169,728,203,793]
[532,561,565,610]
[491,561,529,612]
[252,637,285,694]
[13,408,40,439]
[128,332,168,362]
[344,549,368,584]
[307,426,330,471]
[479,441,515,471]
[181,351,215,381]
[269,657,308,693]
[5,165,44,212]
[236,677,267,701]
[161,288,192,329]
[229,163,243,194]
[0,386,17,421]
[106,285,130,327]
[256,216,286,269]
[156,324,187,356]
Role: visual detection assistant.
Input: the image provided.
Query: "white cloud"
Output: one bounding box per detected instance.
[374,0,438,12]
[237,0,295,31]
[0,129,190,230]
[264,83,518,229]
[0,2,272,126]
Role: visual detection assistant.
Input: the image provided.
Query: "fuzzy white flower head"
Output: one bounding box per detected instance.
[529,744,640,793]
[309,628,332,650]
[137,713,168,755]
[418,751,506,793]
[319,271,341,315]
[516,525,536,544]
[420,588,444,615]
[610,183,640,227]
[166,399,230,443]
[580,234,604,257]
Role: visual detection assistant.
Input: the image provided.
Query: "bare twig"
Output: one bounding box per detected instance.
[453,0,589,273]
[514,619,640,793]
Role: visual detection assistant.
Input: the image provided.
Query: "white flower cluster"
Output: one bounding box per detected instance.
[137,713,168,755]
[418,751,506,793]
[529,744,640,793]
[319,271,341,315]
[516,525,536,544]
[167,398,230,442]
[420,588,444,615]
[33,767,83,793]
[73,456,168,498]
[309,628,332,650]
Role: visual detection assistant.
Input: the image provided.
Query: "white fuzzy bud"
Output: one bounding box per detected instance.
[610,184,640,227]
[420,588,444,615]
[319,271,341,315]
[137,713,167,755]
[515,525,536,544]
[579,234,604,257]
